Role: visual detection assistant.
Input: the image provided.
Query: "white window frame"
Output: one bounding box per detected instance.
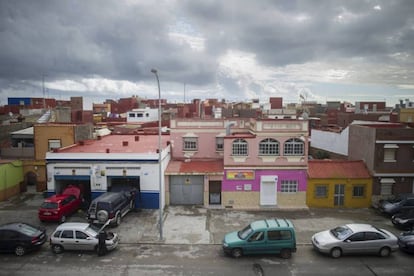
[259,138,279,156]
[232,139,248,156]
[183,137,198,151]
[280,180,298,193]
[283,138,304,156]
[384,144,398,162]
[48,139,61,151]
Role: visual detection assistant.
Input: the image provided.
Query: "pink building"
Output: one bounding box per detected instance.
[166,118,309,209]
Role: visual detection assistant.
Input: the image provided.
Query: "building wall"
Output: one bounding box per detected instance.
[222,169,307,208]
[307,178,372,208]
[310,128,349,156]
[348,125,376,172]
[400,108,414,123]
[0,161,24,201]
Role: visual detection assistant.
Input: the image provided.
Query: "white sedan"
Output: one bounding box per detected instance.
[50,221,119,254]
[311,223,398,258]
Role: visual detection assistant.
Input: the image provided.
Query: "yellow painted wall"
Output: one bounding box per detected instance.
[307,178,372,208]
[222,191,307,209]
[34,124,76,160]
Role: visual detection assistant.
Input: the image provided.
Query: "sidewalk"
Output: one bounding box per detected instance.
[0,189,397,246]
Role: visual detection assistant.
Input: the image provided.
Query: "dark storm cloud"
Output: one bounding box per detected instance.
[0,0,216,85]
[0,0,413,105]
[182,0,414,66]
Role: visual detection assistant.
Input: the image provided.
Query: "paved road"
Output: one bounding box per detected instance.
[0,189,402,246]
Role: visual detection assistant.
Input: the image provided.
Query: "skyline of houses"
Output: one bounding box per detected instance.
[0,95,414,210]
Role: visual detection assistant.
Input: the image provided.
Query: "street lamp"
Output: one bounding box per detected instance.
[151,68,163,241]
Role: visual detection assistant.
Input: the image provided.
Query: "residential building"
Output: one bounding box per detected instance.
[307,160,372,208]
[167,118,309,209]
[348,123,414,204]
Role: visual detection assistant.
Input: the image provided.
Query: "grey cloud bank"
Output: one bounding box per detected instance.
[1,0,413,108]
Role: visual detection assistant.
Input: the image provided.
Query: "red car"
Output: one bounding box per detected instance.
[38,185,82,223]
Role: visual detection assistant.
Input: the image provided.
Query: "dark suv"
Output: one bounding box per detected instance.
[87,191,135,226]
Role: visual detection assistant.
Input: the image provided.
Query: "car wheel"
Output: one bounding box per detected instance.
[330,247,342,258]
[115,213,121,226]
[379,247,391,257]
[231,248,243,258]
[14,245,26,256]
[59,215,66,224]
[280,248,292,259]
[52,244,64,254]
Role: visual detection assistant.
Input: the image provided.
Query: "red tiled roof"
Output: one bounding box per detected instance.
[308,160,371,179]
[166,159,224,175]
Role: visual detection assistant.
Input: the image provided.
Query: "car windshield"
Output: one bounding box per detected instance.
[41,202,58,209]
[330,226,353,240]
[238,225,254,240]
[17,224,39,236]
[85,224,101,237]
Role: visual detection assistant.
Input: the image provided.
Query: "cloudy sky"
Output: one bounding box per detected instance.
[1,0,413,109]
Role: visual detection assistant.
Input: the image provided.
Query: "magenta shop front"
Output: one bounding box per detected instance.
[220,169,308,209]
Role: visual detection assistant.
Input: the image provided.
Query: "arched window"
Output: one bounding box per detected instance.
[232,139,248,156]
[259,138,279,155]
[283,138,304,156]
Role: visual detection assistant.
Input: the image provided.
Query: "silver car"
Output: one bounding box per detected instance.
[311,223,398,258]
[50,222,119,254]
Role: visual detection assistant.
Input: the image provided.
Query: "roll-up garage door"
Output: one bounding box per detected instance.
[170,175,203,205]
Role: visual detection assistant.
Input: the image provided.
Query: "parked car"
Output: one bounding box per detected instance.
[49,221,119,254]
[38,185,83,223]
[397,230,414,254]
[0,222,47,256]
[311,223,398,258]
[378,193,414,215]
[222,218,297,259]
[87,191,135,226]
[391,209,414,230]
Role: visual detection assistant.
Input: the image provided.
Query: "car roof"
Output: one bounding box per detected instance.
[346,223,380,233]
[0,222,38,231]
[54,222,90,231]
[251,219,294,231]
[93,192,123,202]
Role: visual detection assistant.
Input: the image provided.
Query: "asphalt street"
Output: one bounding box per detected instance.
[0,186,400,246]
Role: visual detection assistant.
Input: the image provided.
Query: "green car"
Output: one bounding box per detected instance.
[222,218,297,259]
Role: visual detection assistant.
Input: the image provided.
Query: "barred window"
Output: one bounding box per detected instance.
[259,138,279,155]
[280,180,298,193]
[216,137,224,151]
[353,185,365,197]
[183,137,198,151]
[284,138,304,156]
[315,185,328,198]
[232,139,248,156]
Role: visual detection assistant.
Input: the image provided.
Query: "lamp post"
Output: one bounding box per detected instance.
[151,68,163,241]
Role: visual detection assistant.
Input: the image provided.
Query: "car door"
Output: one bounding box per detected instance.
[59,230,75,250]
[267,230,294,254]
[75,230,96,251]
[243,231,267,255]
[342,232,365,254]
[363,232,386,253]
[0,230,17,252]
